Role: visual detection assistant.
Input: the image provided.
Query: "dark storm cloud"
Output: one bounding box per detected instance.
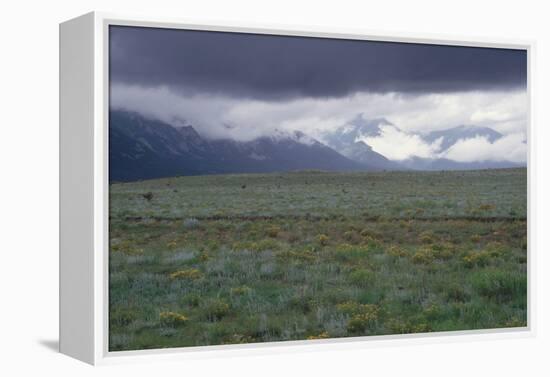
[109,25,527,99]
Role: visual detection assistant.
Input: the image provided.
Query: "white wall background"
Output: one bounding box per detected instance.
[1,0,548,375]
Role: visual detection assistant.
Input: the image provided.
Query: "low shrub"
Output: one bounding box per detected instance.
[415,208,425,216]
[462,251,491,268]
[169,268,203,280]
[288,294,315,314]
[230,285,252,296]
[182,293,200,307]
[333,243,369,262]
[419,231,436,244]
[159,311,189,327]
[110,240,144,255]
[203,299,231,321]
[307,331,330,340]
[485,241,506,257]
[266,226,280,238]
[198,251,209,262]
[387,319,431,334]
[430,243,454,260]
[111,308,137,327]
[142,192,153,201]
[343,304,380,334]
[470,234,482,243]
[229,333,256,344]
[478,203,496,211]
[412,247,435,264]
[276,249,316,262]
[504,317,526,328]
[337,301,379,317]
[445,285,470,303]
[385,245,407,258]
[360,228,381,239]
[343,230,361,244]
[423,304,442,321]
[256,238,281,251]
[347,315,373,334]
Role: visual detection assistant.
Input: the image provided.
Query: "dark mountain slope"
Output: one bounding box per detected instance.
[109,111,367,181]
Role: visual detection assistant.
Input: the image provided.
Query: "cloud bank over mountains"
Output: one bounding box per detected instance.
[442,133,526,163]
[111,85,527,163]
[109,26,527,166]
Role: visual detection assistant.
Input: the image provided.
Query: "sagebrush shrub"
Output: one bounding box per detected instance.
[267,226,280,238]
[385,245,407,257]
[159,311,189,327]
[318,234,329,246]
[230,285,252,296]
[387,319,431,334]
[337,301,379,316]
[347,313,378,334]
[462,251,491,268]
[470,234,482,243]
[169,268,203,280]
[203,299,230,321]
[337,301,380,334]
[111,240,144,255]
[418,231,436,244]
[412,247,435,264]
[307,331,330,340]
[478,203,495,211]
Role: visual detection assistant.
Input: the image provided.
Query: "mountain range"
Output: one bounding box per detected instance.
[322,115,523,171]
[109,110,524,182]
[110,111,365,181]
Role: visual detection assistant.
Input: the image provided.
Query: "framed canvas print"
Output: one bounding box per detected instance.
[59,12,533,365]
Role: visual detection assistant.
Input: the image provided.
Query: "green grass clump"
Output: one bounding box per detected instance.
[333,243,370,262]
[470,269,526,303]
[348,269,375,287]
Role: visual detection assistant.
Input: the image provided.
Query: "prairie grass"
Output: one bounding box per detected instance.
[109,169,527,350]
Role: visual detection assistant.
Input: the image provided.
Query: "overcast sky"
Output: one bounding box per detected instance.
[109,25,527,162]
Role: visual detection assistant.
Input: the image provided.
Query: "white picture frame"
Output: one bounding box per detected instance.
[59,11,535,365]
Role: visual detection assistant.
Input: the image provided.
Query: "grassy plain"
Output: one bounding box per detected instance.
[109,168,527,351]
